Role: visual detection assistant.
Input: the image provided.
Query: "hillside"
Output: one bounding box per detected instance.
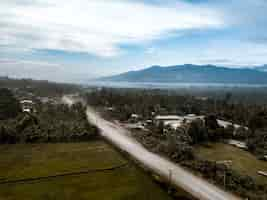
[98,64,267,84]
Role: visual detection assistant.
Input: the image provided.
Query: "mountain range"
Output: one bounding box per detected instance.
[98,64,267,84]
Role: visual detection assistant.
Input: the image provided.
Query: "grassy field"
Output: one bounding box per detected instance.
[195,143,267,185]
[0,141,174,200]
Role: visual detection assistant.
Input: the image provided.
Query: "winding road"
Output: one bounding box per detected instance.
[62,96,241,200]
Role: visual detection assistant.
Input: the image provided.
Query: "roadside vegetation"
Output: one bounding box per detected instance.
[195,143,267,185]
[0,88,21,120]
[0,78,98,143]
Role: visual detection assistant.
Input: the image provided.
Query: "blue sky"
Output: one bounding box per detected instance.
[1,0,267,82]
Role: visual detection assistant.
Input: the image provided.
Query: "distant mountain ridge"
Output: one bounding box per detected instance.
[98,64,267,84]
[254,64,267,72]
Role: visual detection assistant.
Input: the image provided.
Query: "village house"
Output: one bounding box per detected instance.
[154,114,204,130]
[258,171,267,178]
[106,107,115,111]
[20,100,35,113]
[129,113,141,123]
[228,139,248,150]
[154,115,183,123]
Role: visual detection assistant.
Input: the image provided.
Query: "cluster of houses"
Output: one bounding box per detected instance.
[19,97,61,114]
[13,86,62,114]
[125,112,267,178]
[126,112,248,133]
[126,112,253,150]
[153,114,248,132]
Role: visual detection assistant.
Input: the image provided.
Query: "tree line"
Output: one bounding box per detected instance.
[0,88,98,143]
[85,88,267,156]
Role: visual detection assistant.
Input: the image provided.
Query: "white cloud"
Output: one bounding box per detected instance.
[0,0,223,57]
[0,58,61,67]
[145,47,157,55]
[0,58,87,83]
[190,40,267,67]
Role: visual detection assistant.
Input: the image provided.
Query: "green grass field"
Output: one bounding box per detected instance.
[195,143,267,185]
[0,141,173,200]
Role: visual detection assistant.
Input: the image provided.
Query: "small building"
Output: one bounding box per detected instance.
[20,100,34,113]
[131,114,139,118]
[164,120,183,129]
[228,139,248,150]
[154,114,204,130]
[145,119,153,125]
[258,171,267,178]
[155,115,182,122]
[38,97,50,104]
[107,107,115,111]
[129,114,140,123]
[184,114,204,123]
[195,96,208,101]
[154,115,183,128]
[217,119,248,130]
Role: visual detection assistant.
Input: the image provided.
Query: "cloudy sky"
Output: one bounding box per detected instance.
[1,0,267,82]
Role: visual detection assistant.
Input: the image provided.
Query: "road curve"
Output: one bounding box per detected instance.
[86,106,241,200]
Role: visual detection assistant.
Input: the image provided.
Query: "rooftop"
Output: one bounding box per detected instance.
[155,115,183,120]
[20,100,34,104]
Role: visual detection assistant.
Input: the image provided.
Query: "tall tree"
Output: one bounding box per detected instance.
[0,88,21,120]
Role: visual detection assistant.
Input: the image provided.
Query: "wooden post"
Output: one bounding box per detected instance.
[168,169,172,194]
[224,171,226,188]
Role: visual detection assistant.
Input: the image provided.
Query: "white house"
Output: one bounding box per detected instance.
[228,139,248,150]
[20,100,34,113]
[258,171,267,177]
[154,114,204,130]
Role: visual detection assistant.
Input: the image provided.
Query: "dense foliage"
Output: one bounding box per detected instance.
[0,88,21,120]
[0,102,98,143]
[86,88,266,125]
[86,88,267,154]
[0,86,98,143]
[0,77,80,97]
[183,160,267,200]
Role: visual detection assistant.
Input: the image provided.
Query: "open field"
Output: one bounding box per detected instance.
[0,141,173,200]
[195,143,267,185]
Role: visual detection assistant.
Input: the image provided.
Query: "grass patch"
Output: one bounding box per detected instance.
[195,142,267,185]
[0,141,173,200]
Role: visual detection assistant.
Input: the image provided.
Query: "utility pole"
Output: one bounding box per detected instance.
[168,169,172,194]
[214,99,217,114]
[224,170,226,188]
